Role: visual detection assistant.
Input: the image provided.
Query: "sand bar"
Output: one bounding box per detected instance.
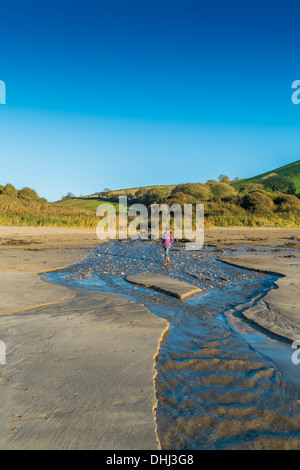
[127,274,202,299]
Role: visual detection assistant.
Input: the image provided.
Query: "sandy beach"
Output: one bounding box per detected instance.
[0,225,299,449]
[0,227,167,449]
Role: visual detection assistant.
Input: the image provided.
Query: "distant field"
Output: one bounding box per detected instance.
[94,184,178,197]
[53,197,118,211]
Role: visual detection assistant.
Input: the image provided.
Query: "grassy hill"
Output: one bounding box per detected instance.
[54,196,113,211]
[87,184,177,198]
[0,192,98,228]
[231,160,300,193]
[1,160,299,228]
[81,160,300,198]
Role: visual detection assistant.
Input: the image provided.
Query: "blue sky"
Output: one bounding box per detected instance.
[0,0,300,201]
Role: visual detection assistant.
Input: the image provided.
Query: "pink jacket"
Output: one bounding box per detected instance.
[162,232,174,248]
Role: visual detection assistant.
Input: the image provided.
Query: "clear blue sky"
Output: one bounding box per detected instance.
[1,0,300,201]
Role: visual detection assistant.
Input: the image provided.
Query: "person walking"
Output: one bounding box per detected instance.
[162,230,174,263]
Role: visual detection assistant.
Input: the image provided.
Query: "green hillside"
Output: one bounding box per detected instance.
[1,160,299,228]
[53,196,113,211]
[88,160,300,197]
[95,184,177,197]
[232,160,300,193]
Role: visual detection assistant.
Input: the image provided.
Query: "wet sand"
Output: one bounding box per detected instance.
[220,252,300,342]
[0,225,299,449]
[209,227,300,342]
[0,227,167,449]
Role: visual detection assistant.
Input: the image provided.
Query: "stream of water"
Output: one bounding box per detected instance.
[43,240,300,450]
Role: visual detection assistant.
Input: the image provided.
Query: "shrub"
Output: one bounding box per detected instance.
[238,183,264,194]
[38,197,48,205]
[1,184,18,198]
[259,189,278,200]
[222,194,242,204]
[133,188,167,205]
[144,189,166,205]
[18,187,39,201]
[166,191,197,206]
[134,188,148,202]
[209,182,236,199]
[275,195,300,213]
[171,183,212,201]
[241,191,275,214]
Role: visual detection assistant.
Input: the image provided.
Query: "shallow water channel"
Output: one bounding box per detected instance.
[43,240,300,449]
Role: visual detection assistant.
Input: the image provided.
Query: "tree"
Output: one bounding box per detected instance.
[218,174,229,183]
[263,175,296,194]
[62,192,75,200]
